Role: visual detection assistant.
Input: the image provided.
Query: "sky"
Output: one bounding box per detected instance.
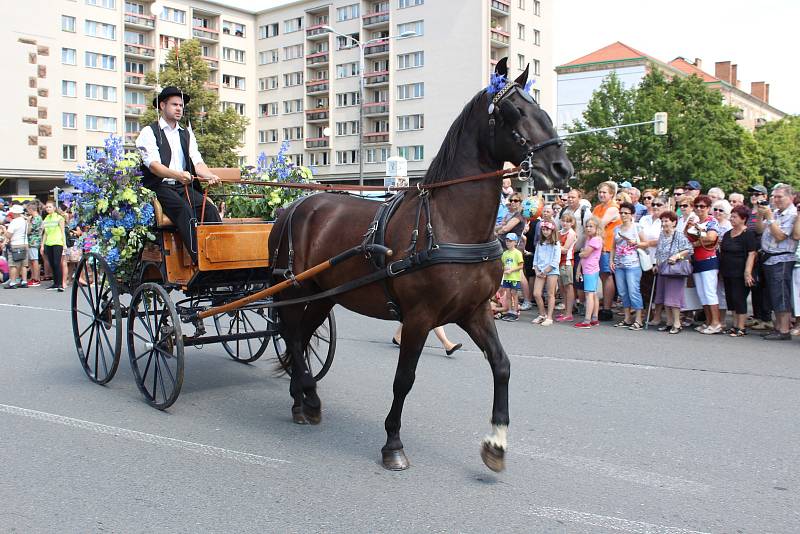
[217,0,798,115]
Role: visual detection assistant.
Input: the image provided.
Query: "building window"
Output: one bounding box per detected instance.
[518,0,525,8]
[533,29,541,45]
[159,7,186,24]
[284,17,303,33]
[283,71,303,87]
[86,0,115,8]
[517,23,525,40]
[259,76,278,91]
[126,60,145,74]
[517,54,525,71]
[533,59,540,76]
[85,20,116,40]
[222,102,246,115]
[533,88,541,102]
[63,145,77,161]
[222,20,246,37]
[125,91,145,105]
[336,33,360,50]
[397,51,424,70]
[222,74,246,90]
[86,115,117,132]
[337,4,360,21]
[125,119,140,133]
[282,126,303,140]
[258,49,279,65]
[125,30,147,45]
[259,129,278,143]
[62,80,77,97]
[309,152,329,166]
[159,35,183,49]
[63,113,77,129]
[399,0,423,7]
[260,102,279,116]
[222,47,246,63]
[85,83,117,101]
[366,147,390,164]
[398,145,424,161]
[533,0,541,15]
[259,23,279,38]
[335,121,359,136]
[397,20,423,37]
[85,52,117,70]
[283,99,303,114]
[336,62,359,79]
[336,150,359,165]
[62,15,76,32]
[62,48,77,65]
[397,114,424,131]
[283,44,304,60]
[336,92,360,107]
[288,154,303,166]
[397,82,424,100]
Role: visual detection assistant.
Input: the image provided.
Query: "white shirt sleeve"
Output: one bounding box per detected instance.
[188,128,204,166]
[135,126,158,169]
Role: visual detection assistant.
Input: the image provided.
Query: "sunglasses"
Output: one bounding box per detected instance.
[509,199,521,203]
[652,203,664,207]
[673,192,684,196]
[679,204,690,209]
[695,205,708,209]
[712,208,725,212]
[643,196,653,200]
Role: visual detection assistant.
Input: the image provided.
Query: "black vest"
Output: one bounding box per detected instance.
[140,122,200,191]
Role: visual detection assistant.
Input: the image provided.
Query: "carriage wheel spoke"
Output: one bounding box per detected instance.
[79,321,95,340]
[76,309,94,320]
[308,343,324,368]
[152,351,160,399]
[156,358,168,403]
[98,325,115,370]
[141,350,155,383]
[136,312,154,339]
[83,324,96,365]
[158,352,177,388]
[132,331,153,345]
[79,281,95,313]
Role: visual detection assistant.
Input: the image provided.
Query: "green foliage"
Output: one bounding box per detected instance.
[754,115,800,190]
[567,67,760,195]
[142,39,248,167]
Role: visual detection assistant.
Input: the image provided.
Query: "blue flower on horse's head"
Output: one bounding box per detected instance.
[487,72,508,96]
[524,79,536,96]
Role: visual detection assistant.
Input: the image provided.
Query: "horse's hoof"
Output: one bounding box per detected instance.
[291,406,308,425]
[381,449,410,471]
[480,441,506,472]
[302,400,321,425]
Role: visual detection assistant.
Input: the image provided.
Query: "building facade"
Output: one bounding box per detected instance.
[0,0,553,196]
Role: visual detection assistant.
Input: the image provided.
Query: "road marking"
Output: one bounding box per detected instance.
[0,302,70,313]
[0,403,289,467]
[524,505,710,534]
[515,444,709,494]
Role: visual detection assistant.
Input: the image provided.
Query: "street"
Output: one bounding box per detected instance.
[1,287,798,533]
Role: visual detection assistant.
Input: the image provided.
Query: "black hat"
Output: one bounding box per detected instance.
[153,86,190,108]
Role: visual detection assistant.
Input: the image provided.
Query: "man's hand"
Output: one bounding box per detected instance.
[756,204,772,220]
[206,173,221,185]
[178,171,193,185]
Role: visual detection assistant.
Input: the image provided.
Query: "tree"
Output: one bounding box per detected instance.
[142,39,248,168]
[567,67,760,195]
[754,115,800,190]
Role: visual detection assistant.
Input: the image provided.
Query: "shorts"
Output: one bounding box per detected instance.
[692,269,719,306]
[8,248,29,269]
[559,264,574,286]
[501,280,522,290]
[763,260,795,313]
[28,247,39,261]
[523,255,534,279]
[599,251,612,273]
[582,271,600,293]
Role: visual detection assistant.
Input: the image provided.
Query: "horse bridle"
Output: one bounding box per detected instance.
[487,82,563,181]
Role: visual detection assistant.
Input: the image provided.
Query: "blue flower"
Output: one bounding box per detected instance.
[487,72,508,96]
[138,203,154,226]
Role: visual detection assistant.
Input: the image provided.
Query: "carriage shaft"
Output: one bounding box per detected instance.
[182,330,272,347]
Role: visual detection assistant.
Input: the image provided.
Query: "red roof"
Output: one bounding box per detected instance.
[668,57,718,83]
[559,41,653,68]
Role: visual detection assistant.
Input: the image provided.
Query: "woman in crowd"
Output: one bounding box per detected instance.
[41,201,66,292]
[592,182,621,319]
[685,195,723,334]
[719,205,758,337]
[495,194,525,241]
[791,193,800,337]
[676,195,698,233]
[675,196,702,323]
[556,213,577,322]
[638,194,665,318]
[531,221,560,326]
[653,210,694,334]
[392,325,462,358]
[26,201,43,287]
[712,199,733,236]
[610,202,647,330]
[575,217,604,329]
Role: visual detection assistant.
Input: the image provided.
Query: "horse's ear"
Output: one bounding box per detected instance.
[514,64,530,87]
[495,57,508,77]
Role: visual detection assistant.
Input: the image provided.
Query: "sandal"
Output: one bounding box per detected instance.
[628,321,643,331]
[668,326,682,334]
[657,323,670,332]
[493,312,504,320]
[531,315,546,325]
[614,320,633,328]
[728,328,747,337]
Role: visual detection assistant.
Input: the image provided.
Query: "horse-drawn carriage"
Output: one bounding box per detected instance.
[71,167,336,410]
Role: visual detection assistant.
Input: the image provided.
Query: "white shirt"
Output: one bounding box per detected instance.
[638,214,662,262]
[7,216,28,246]
[135,117,203,178]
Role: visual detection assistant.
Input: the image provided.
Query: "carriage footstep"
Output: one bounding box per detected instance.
[480,442,506,472]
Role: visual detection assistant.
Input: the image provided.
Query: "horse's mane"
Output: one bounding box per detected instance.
[422,90,487,185]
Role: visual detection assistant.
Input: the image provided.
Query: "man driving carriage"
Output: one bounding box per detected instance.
[135,86,221,262]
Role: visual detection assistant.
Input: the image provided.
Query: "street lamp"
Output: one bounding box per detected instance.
[321,25,416,186]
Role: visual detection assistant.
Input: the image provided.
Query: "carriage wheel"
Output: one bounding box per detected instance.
[272,309,337,382]
[213,307,271,363]
[71,253,122,385]
[127,283,184,410]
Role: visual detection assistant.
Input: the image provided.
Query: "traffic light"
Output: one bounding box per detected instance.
[654,112,668,135]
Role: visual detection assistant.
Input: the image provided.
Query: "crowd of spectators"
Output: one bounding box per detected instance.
[494,178,800,341]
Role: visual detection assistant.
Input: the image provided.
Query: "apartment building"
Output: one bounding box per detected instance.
[1,0,552,196]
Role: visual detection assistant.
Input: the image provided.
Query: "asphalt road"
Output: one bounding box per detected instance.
[1,286,799,533]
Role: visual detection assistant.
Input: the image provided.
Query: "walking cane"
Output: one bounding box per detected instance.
[645,268,657,329]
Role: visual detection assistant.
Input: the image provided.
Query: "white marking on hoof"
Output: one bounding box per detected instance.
[482,424,508,450]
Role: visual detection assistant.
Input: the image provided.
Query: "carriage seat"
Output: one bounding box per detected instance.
[152,198,175,228]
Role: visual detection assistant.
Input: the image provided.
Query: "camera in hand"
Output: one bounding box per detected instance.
[757,200,770,206]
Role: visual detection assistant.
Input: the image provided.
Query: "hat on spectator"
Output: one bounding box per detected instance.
[9,205,24,214]
[747,184,768,195]
[684,180,701,191]
[619,181,632,189]
[152,86,191,108]
[504,233,518,241]
[540,221,555,230]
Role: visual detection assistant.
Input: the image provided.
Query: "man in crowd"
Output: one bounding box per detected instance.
[708,187,725,203]
[729,193,745,208]
[684,180,701,199]
[671,186,685,212]
[755,184,798,340]
[745,184,773,330]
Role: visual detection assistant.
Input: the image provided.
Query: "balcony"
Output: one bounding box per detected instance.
[202,56,219,70]
[363,102,389,116]
[364,70,389,87]
[306,108,329,122]
[306,80,329,94]
[125,104,147,116]
[490,0,510,15]
[124,72,151,88]
[124,132,138,145]
[306,24,329,39]
[306,51,329,67]
[125,12,156,30]
[192,26,219,42]
[489,29,510,47]
[364,40,389,57]
[362,10,389,28]
[363,132,389,144]
[306,137,330,149]
[124,43,155,59]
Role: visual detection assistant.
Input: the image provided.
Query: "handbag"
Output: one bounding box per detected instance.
[11,247,28,262]
[635,232,653,272]
[657,233,692,277]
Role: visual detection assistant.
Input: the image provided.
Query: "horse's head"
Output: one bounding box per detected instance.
[487,58,573,191]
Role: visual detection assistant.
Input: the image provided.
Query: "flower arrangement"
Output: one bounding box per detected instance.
[222,140,315,220]
[61,135,156,280]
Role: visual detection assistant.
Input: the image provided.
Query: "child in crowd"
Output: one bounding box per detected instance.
[531,221,561,326]
[557,213,577,321]
[498,232,524,321]
[575,217,604,328]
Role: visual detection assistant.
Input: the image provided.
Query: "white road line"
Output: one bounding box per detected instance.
[0,302,70,313]
[0,403,289,467]
[514,445,709,494]
[524,506,710,534]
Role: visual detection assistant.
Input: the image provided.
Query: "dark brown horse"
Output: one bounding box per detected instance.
[268,58,572,472]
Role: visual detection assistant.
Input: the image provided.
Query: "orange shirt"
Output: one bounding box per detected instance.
[592,202,620,252]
